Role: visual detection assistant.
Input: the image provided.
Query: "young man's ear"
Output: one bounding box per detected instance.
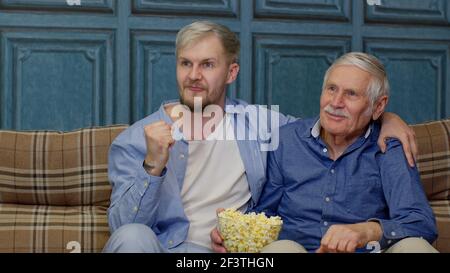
[226,63,240,84]
[372,95,389,120]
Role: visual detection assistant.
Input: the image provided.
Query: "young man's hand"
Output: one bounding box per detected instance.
[143,121,175,176]
[211,208,227,253]
[210,227,227,253]
[379,112,418,167]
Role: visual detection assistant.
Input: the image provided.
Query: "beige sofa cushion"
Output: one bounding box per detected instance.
[412,119,450,253]
[0,125,127,252]
[0,204,109,252]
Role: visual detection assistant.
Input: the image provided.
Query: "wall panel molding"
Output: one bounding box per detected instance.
[365,39,449,123]
[254,35,350,118]
[1,30,114,130]
[365,0,449,25]
[0,0,115,13]
[131,31,178,121]
[254,0,351,21]
[132,0,239,17]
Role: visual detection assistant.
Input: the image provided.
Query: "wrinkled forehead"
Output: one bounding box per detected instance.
[326,65,373,91]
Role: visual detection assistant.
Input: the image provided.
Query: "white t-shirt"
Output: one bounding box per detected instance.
[180,114,251,249]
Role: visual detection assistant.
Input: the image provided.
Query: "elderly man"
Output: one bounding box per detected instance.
[104,20,419,253]
[211,52,438,253]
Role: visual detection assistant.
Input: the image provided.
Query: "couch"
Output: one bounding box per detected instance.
[0,119,449,253]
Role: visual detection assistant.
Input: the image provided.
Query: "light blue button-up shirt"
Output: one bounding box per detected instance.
[107,98,295,249]
[255,117,438,252]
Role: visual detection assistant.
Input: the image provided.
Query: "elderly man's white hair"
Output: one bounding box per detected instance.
[322,52,390,106]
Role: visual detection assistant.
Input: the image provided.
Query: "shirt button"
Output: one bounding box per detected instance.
[144,182,148,188]
[388,240,392,244]
[325,197,331,202]
[331,169,335,174]
[133,206,138,212]
[323,148,327,153]
[391,231,396,236]
[324,221,328,226]
[179,154,185,159]
[169,240,173,245]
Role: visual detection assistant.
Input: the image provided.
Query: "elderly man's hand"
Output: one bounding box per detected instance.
[379,112,418,167]
[316,222,382,253]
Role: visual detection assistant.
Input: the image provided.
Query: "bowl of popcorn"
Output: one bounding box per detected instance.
[217,208,283,253]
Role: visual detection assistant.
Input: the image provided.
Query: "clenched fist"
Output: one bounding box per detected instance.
[143,121,175,176]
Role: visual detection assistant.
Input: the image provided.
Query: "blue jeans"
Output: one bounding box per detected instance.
[102,223,213,253]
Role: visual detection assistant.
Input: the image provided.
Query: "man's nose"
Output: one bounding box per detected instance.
[188,65,202,80]
[330,90,345,108]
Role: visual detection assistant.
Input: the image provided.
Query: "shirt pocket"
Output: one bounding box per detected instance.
[342,177,384,218]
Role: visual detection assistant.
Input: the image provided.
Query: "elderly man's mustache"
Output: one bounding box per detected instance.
[324,105,350,119]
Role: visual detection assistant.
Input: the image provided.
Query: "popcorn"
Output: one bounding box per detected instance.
[217,208,283,253]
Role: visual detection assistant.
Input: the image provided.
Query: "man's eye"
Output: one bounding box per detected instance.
[202,62,214,69]
[328,86,336,92]
[180,61,191,67]
[347,90,357,97]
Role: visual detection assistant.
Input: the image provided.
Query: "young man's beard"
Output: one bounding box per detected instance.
[179,93,208,112]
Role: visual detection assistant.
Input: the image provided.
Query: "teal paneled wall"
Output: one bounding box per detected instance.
[0,0,449,130]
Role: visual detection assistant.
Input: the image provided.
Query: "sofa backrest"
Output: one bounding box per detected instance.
[411,118,450,252]
[0,125,127,206]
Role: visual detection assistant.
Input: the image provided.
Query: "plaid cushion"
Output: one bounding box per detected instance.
[0,125,128,252]
[430,200,450,253]
[412,119,450,253]
[0,204,109,253]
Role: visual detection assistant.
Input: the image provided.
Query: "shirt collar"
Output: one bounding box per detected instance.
[309,118,373,139]
[157,98,239,141]
[158,99,179,125]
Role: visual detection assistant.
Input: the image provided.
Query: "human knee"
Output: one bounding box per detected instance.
[261,240,308,253]
[387,237,439,253]
[114,223,156,241]
[104,223,160,252]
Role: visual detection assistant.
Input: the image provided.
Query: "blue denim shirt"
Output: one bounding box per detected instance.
[107,98,295,249]
[255,117,438,252]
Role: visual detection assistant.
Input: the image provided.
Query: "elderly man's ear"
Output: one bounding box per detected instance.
[372,96,389,121]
